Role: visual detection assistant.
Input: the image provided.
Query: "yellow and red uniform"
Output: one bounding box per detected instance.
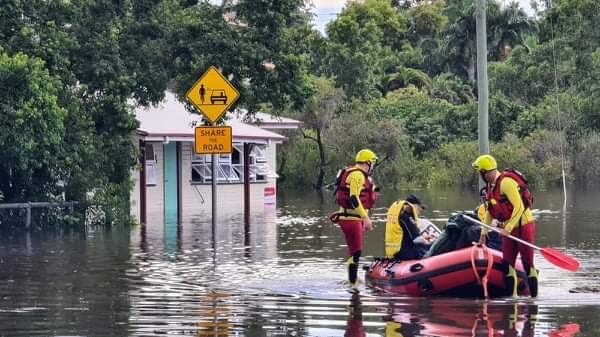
[482,172,537,296]
[337,166,374,255]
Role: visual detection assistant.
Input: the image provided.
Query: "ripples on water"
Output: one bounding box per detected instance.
[1,188,600,336]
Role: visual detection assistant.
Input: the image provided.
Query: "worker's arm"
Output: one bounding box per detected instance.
[347,170,369,219]
[500,178,525,233]
[399,211,421,242]
[477,204,491,236]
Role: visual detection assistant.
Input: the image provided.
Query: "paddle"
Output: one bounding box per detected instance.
[463,215,580,272]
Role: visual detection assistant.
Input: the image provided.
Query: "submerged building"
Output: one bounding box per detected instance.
[130,92,300,226]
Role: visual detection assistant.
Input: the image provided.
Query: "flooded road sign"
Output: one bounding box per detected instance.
[194,126,232,154]
[185,66,240,124]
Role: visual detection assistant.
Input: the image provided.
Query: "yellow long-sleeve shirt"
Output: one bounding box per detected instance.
[338,167,369,220]
[483,175,534,233]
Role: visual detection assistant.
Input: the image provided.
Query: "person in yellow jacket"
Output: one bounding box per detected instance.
[332,149,378,287]
[472,154,538,297]
[385,195,433,260]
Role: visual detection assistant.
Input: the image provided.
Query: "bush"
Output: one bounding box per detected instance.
[426,141,479,188]
[573,132,600,187]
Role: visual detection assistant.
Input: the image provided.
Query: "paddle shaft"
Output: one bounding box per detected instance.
[465,216,539,251]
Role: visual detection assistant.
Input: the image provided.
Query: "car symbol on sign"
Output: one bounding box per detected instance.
[210,89,227,105]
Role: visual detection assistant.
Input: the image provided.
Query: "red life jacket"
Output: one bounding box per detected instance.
[486,169,533,222]
[334,167,377,209]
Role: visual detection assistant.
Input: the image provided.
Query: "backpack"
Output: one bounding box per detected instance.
[499,169,533,209]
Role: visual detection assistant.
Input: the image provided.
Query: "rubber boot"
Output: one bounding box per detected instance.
[527,267,539,298]
[346,256,358,288]
[505,265,518,298]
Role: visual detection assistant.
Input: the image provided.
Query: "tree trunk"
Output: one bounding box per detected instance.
[467,52,476,83]
[277,154,287,184]
[314,128,327,190]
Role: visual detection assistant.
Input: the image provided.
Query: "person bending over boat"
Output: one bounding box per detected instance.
[330,149,378,288]
[384,195,434,261]
[472,154,538,297]
[475,188,502,250]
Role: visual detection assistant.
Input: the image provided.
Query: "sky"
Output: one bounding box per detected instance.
[310,0,537,34]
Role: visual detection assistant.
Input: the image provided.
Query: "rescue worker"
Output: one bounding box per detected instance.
[472,154,538,297]
[384,194,433,260]
[331,149,378,288]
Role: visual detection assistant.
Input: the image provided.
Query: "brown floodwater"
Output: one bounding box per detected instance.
[0,187,599,336]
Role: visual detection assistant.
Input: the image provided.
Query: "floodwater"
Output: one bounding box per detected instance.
[1,188,599,336]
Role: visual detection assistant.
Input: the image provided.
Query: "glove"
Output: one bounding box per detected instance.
[363,217,373,231]
[490,219,502,228]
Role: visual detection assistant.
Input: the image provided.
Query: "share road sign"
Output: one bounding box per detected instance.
[185,66,240,124]
[194,126,232,154]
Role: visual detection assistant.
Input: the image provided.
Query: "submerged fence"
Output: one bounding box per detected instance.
[0,201,77,229]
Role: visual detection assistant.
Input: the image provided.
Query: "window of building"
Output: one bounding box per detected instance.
[191,143,275,184]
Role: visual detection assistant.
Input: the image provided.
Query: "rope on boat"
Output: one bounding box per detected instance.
[470,244,494,299]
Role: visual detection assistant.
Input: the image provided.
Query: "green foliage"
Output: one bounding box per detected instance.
[0,52,67,202]
[324,0,409,98]
[327,105,410,188]
[573,132,600,187]
[170,0,312,113]
[3,0,600,219]
[431,73,475,104]
[370,87,476,156]
[278,134,323,188]
[427,141,479,188]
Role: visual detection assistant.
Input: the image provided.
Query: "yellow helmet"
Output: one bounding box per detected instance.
[355,149,378,165]
[472,154,497,173]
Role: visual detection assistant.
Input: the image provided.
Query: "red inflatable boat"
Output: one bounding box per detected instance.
[365,245,530,298]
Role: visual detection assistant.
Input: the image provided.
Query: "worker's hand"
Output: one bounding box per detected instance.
[363,217,373,231]
[490,219,502,228]
[422,233,434,244]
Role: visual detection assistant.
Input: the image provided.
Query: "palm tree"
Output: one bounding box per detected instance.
[377,66,433,96]
[442,0,533,82]
[488,2,534,61]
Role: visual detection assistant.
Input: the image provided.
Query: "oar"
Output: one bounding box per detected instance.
[463,215,580,272]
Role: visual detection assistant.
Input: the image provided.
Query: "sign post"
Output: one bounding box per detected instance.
[186,66,239,227]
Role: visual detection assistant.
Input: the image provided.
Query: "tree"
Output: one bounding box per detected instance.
[443,0,532,82]
[324,0,409,98]
[0,53,67,202]
[328,102,410,188]
[170,0,312,115]
[297,77,344,190]
[487,2,534,61]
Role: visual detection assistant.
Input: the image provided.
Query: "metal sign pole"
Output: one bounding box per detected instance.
[211,120,217,229]
[212,152,217,228]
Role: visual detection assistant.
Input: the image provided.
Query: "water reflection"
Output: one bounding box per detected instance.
[342,293,584,337]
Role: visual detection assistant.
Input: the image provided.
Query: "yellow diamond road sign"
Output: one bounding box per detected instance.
[185,66,240,124]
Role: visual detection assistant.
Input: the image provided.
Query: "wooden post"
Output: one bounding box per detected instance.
[243,143,252,225]
[139,140,147,225]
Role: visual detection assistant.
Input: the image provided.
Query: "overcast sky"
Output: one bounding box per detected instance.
[310,0,538,33]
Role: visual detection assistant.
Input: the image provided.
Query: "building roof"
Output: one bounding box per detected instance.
[134,92,287,143]
[230,110,303,130]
